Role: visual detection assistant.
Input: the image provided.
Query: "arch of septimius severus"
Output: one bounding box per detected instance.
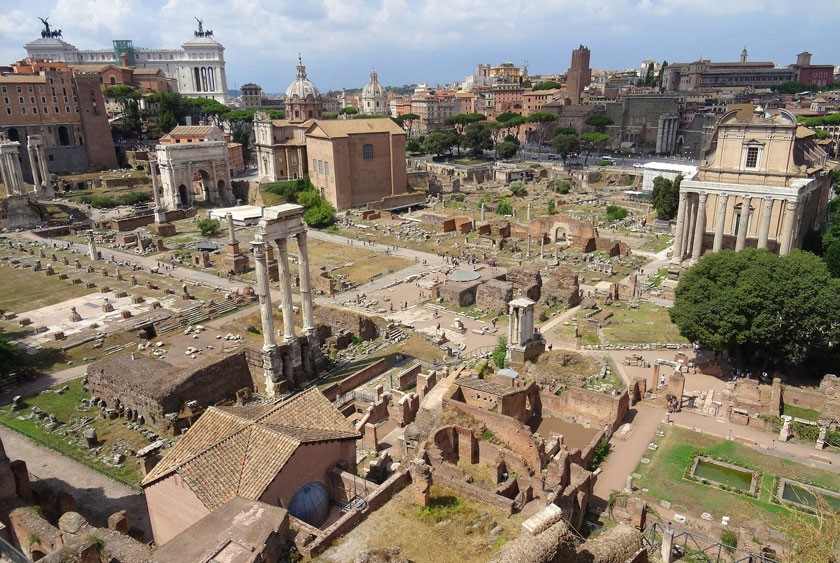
[670,106,831,267]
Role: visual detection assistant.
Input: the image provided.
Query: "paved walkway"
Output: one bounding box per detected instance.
[0,427,151,539]
[0,364,89,404]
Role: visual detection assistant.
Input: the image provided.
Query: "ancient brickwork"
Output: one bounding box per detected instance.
[540,387,629,432]
[506,268,542,301]
[475,279,513,314]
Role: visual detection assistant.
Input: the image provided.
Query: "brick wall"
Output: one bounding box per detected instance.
[396,362,422,389]
[782,386,827,412]
[540,388,629,431]
[321,358,390,401]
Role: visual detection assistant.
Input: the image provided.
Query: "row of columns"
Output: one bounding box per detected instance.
[27,137,49,192]
[672,191,800,266]
[0,142,25,196]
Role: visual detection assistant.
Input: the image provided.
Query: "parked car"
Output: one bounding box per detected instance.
[633,163,644,168]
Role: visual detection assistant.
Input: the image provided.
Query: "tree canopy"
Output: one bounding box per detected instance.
[462,122,493,156]
[496,140,518,159]
[651,174,681,219]
[422,130,457,156]
[532,81,562,91]
[0,334,23,377]
[585,114,614,133]
[104,85,142,135]
[552,134,580,159]
[444,113,486,134]
[670,249,840,371]
[496,112,521,123]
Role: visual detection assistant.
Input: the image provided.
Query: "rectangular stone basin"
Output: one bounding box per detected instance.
[778,479,840,511]
[690,457,758,494]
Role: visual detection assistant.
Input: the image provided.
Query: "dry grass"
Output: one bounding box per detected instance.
[0,266,97,311]
[318,485,523,563]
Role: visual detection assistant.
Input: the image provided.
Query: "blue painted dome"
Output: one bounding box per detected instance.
[288,481,330,527]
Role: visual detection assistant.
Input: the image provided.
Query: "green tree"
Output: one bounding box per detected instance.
[551,179,572,194]
[423,130,457,156]
[526,111,558,150]
[546,198,556,215]
[406,139,422,153]
[532,80,562,91]
[104,85,142,134]
[642,62,655,86]
[552,134,581,161]
[775,81,810,95]
[394,113,420,137]
[554,126,577,136]
[496,198,513,216]
[656,61,668,90]
[339,106,358,116]
[651,174,681,218]
[509,181,526,197]
[462,122,493,156]
[670,249,840,370]
[824,241,840,277]
[496,111,520,123]
[580,132,610,164]
[145,91,191,129]
[585,114,614,133]
[188,97,230,127]
[303,202,336,228]
[496,140,518,159]
[0,333,23,377]
[605,205,628,221]
[492,336,507,369]
[197,218,221,238]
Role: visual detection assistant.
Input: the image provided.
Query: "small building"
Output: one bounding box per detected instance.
[641,162,698,192]
[141,387,359,545]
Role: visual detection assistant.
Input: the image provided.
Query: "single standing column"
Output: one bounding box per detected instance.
[480,203,485,222]
[275,238,296,342]
[10,151,24,195]
[252,240,276,350]
[526,235,531,258]
[507,305,514,346]
[735,196,751,251]
[712,193,728,252]
[758,197,773,250]
[27,145,40,192]
[86,229,98,261]
[527,203,532,222]
[0,154,11,195]
[685,194,697,260]
[36,145,48,189]
[691,193,708,262]
[779,200,798,256]
[226,213,237,243]
[295,232,316,335]
[671,191,688,265]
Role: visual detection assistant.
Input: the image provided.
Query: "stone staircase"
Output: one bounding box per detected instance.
[157,299,237,334]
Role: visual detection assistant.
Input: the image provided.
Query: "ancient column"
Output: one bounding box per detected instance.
[527,202,532,222]
[27,144,40,192]
[779,200,797,256]
[86,230,98,261]
[295,232,316,335]
[712,193,728,252]
[735,196,751,251]
[10,150,24,196]
[507,304,514,346]
[526,235,531,258]
[671,191,688,265]
[691,193,708,262]
[252,241,276,351]
[0,152,11,196]
[150,162,164,219]
[685,194,697,260]
[275,238,296,342]
[757,197,773,250]
[226,213,237,244]
[36,144,48,189]
[480,203,485,222]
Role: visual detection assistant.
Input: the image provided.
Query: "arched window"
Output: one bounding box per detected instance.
[194,67,201,92]
[7,128,19,142]
[109,77,116,85]
[363,144,374,159]
[58,126,70,146]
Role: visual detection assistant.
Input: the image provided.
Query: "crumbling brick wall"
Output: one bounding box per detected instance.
[540,388,629,431]
[313,305,385,341]
[506,268,542,301]
[475,279,513,314]
[540,267,581,308]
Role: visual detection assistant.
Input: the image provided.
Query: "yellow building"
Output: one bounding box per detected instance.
[672,106,833,265]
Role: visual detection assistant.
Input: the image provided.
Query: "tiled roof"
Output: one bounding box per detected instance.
[307,118,405,138]
[167,125,218,136]
[141,387,358,510]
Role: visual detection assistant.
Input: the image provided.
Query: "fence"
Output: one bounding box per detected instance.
[643,521,778,563]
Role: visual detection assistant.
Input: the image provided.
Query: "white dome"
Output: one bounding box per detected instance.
[285,56,320,99]
[362,69,384,99]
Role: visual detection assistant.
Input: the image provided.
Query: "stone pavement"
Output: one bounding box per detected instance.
[0,364,88,403]
[0,426,151,539]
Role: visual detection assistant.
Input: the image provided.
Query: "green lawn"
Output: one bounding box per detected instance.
[0,378,144,485]
[782,403,821,422]
[640,235,674,253]
[0,266,97,312]
[601,302,686,344]
[636,426,840,526]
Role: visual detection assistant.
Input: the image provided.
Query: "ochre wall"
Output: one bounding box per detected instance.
[144,472,210,545]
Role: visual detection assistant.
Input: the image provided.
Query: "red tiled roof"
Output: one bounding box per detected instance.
[141,387,358,509]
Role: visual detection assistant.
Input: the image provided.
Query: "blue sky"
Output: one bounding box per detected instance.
[1,0,838,94]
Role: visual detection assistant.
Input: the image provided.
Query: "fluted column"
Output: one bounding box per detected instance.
[252,240,276,351]
[691,193,708,262]
[758,197,774,250]
[10,152,24,195]
[684,194,697,260]
[295,232,316,335]
[275,238,296,342]
[508,305,514,345]
[86,229,98,261]
[27,145,40,192]
[0,154,11,196]
[779,200,798,256]
[712,193,728,252]
[671,191,689,265]
[735,196,751,251]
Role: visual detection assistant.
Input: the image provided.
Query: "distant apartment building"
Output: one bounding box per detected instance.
[523,88,562,115]
[410,95,457,134]
[240,83,264,108]
[0,66,118,178]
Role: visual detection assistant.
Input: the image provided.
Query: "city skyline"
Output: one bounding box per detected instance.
[1,0,839,94]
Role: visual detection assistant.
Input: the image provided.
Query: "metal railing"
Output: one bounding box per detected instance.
[643,521,777,563]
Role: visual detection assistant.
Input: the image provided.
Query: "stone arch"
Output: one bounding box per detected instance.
[7,128,19,143]
[58,126,70,146]
[217,179,231,201]
[31,550,46,561]
[554,225,568,243]
[192,169,211,201]
[177,184,189,206]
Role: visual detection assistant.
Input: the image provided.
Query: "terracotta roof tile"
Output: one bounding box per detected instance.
[141,387,358,510]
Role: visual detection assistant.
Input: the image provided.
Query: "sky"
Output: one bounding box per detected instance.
[1,0,839,95]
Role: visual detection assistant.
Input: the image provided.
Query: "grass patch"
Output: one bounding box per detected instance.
[0,378,144,485]
[0,266,97,311]
[782,403,820,422]
[600,302,687,344]
[636,426,840,526]
[640,235,674,253]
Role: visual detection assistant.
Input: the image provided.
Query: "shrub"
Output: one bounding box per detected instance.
[721,529,738,552]
[605,205,628,221]
[496,199,513,216]
[492,336,507,369]
[588,437,611,470]
[303,202,336,228]
[197,218,221,237]
[76,191,151,209]
[553,179,572,194]
[546,198,556,215]
[509,181,527,196]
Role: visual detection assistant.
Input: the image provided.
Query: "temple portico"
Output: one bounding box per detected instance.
[253,204,324,395]
[0,137,25,197]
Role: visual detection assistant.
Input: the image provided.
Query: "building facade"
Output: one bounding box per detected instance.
[566,45,591,104]
[156,125,233,208]
[360,69,388,115]
[24,20,229,102]
[671,106,832,266]
[285,57,322,122]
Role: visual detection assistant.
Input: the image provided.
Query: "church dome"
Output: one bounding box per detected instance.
[285,56,320,100]
[362,69,384,99]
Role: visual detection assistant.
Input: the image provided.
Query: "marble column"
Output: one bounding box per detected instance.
[252,240,276,351]
[507,305,514,346]
[0,153,11,196]
[757,197,774,250]
[735,196,751,251]
[671,191,689,265]
[684,193,698,261]
[691,193,708,262]
[295,232,316,335]
[27,145,40,192]
[36,145,48,189]
[779,200,797,256]
[10,151,24,196]
[86,230,98,261]
[275,238,296,342]
[712,193,729,252]
[480,203,485,222]
[226,213,237,244]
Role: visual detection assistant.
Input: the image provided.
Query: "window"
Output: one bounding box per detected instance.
[20,107,26,115]
[325,162,329,177]
[0,86,5,93]
[745,147,759,168]
[4,108,10,115]
[318,160,323,174]
[363,144,374,159]
[18,97,23,104]
[313,158,317,172]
